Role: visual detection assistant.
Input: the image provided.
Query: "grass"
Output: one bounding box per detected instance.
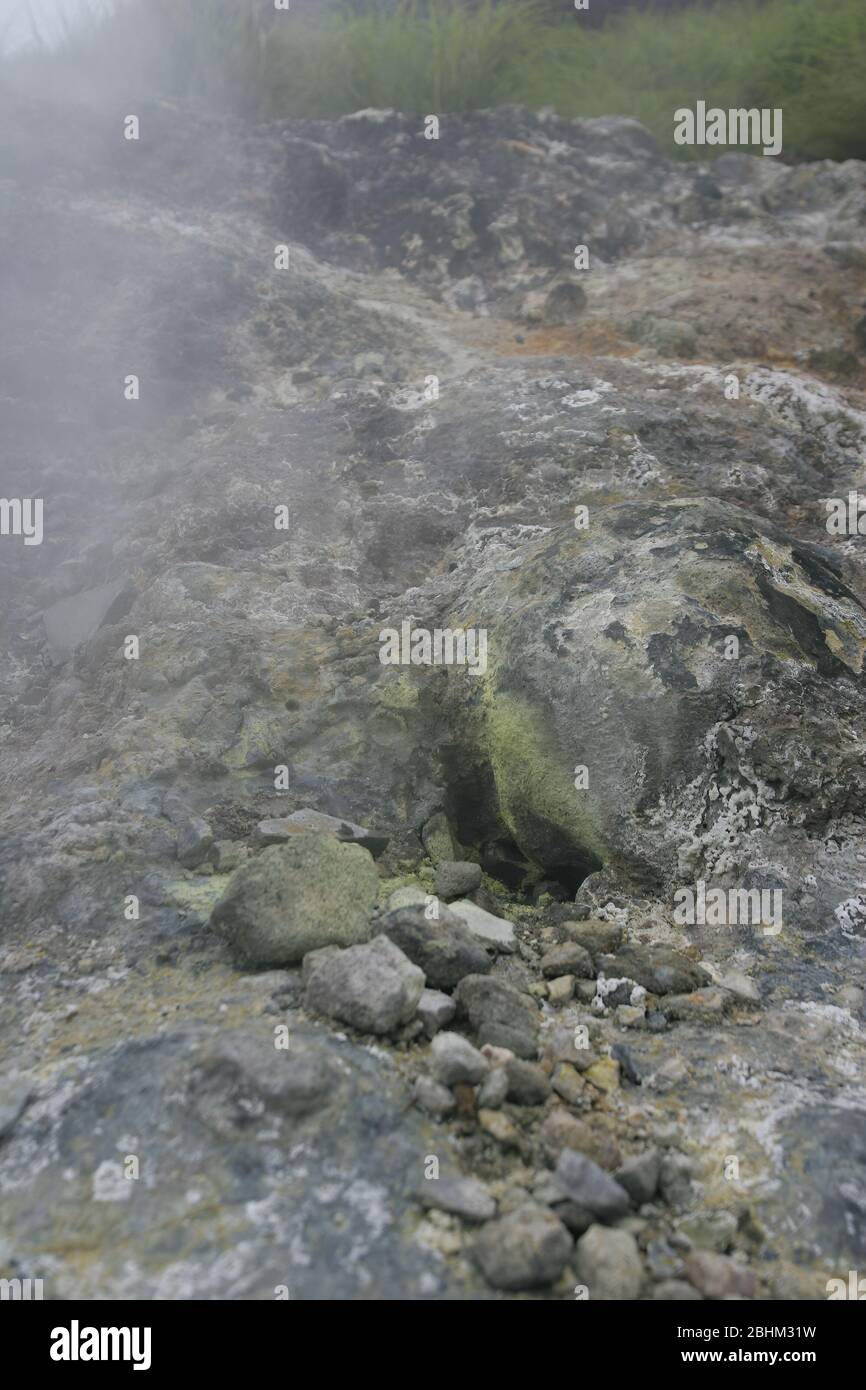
[4,0,865,162]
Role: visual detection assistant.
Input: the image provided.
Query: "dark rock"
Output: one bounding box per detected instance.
[375,904,491,990]
[540,941,593,979]
[176,816,214,869]
[504,1058,551,1106]
[434,859,483,899]
[615,1149,661,1205]
[610,1043,644,1086]
[554,1151,632,1222]
[599,945,710,996]
[455,975,540,1060]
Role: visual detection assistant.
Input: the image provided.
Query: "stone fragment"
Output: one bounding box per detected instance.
[429,1031,489,1087]
[304,936,424,1034]
[473,1205,572,1291]
[575,1225,643,1300]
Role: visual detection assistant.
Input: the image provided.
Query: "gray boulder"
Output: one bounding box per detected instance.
[473,1205,573,1291]
[448,497,866,910]
[575,1225,644,1300]
[211,835,378,966]
[304,936,425,1034]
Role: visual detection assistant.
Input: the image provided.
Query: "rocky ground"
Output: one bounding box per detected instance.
[1,88,866,1300]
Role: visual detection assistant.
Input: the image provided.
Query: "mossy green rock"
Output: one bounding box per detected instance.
[211,835,379,966]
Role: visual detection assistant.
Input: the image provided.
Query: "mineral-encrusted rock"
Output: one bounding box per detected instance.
[562,921,624,957]
[254,808,388,856]
[576,1226,644,1301]
[447,497,866,911]
[375,904,491,989]
[191,1032,339,1132]
[0,1024,487,1299]
[211,836,379,966]
[387,887,428,910]
[473,1205,573,1291]
[599,945,710,996]
[661,986,733,1021]
[4,82,866,1301]
[420,813,457,864]
[455,975,540,1059]
[303,936,425,1034]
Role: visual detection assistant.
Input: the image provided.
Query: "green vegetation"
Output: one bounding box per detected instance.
[5,0,865,161]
